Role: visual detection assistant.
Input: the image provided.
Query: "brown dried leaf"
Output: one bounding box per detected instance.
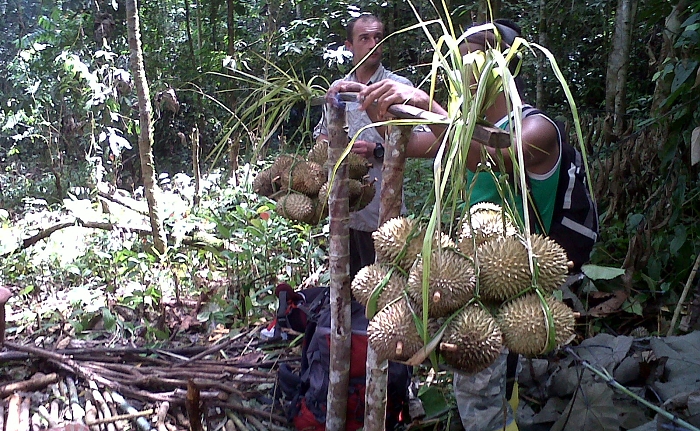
[588,290,629,317]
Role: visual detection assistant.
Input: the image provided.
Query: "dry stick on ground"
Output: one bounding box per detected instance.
[67,376,86,424]
[19,397,31,431]
[110,392,153,431]
[155,402,170,431]
[667,252,700,336]
[85,409,155,427]
[8,218,151,253]
[37,405,59,429]
[97,190,149,215]
[6,394,21,431]
[85,400,99,431]
[0,372,60,398]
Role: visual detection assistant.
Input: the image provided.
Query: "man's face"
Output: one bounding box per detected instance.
[346,19,384,69]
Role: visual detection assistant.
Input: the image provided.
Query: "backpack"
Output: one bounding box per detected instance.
[273,285,411,431]
[523,108,599,271]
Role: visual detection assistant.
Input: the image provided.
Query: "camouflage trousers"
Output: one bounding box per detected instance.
[453,349,519,431]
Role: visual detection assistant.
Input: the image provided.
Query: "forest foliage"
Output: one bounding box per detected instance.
[0,0,699,344]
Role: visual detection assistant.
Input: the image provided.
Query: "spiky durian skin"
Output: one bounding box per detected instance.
[441,306,503,374]
[274,193,315,223]
[351,263,405,309]
[348,152,370,180]
[497,294,576,357]
[252,168,274,197]
[373,217,421,271]
[477,236,533,303]
[406,249,476,318]
[270,154,299,183]
[529,234,569,292]
[457,202,516,256]
[368,299,424,362]
[309,197,328,225]
[280,161,326,196]
[373,218,454,272]
[349,179,375,211]
[307,140,328,166]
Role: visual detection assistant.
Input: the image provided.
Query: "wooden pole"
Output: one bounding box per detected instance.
[326,102,352,431]
[364,124,412,431]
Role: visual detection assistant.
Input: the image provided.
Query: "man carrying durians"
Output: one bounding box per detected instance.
[330,19,595,431]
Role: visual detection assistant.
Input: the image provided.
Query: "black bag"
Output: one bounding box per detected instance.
[523,108,599,271]
[274,285,411,431]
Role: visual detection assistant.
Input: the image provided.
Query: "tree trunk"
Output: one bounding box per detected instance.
[650,0,691,116]
[476,0,500,22]
[605,0,638,136]
[326,103,351,431]
[535,0,547,108]
[209,0,219,50]
[184,0,196,62]
[226,0,237,130]
[126,0,167,254]
[364,124,411,431]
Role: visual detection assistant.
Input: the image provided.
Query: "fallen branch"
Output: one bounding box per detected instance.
[85,408,154,427]
[212,401,287,424]
[667,252,700,336]
[0,372,60,398]
[111,391,153,431]
[5,218,151,255]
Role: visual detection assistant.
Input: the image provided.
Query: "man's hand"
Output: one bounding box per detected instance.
[352,140,379,159]
[326,81,367,107]
[358,79,438,117]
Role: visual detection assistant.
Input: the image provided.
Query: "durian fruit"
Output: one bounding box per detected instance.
[252,168,275,197]
[497,293,576,357]
[307,140,329,166]
[373,218,454,272]
[373,217,421,271]
[274,193,315,223]
[279,161,326,196]
[528,234,569,292]
[406,249,476,318]
[457,202,516,256]
[477,235,531,302]
[440,305,503,374]
[309,197,328,225]
[308,140,369,179]
[270,154,300,184]
[478,234,569,303]
[368,298,426,362]
[349,179,376,211]
[348,152,370,180]
[351,263,406,310]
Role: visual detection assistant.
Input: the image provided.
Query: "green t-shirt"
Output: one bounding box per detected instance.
[466,109,561,233]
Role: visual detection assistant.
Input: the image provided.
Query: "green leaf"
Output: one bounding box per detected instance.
[102,307,116,331]
[418,385,450,419]
[669,225,687,256]
[671,60,698,92]
[581,264,625,280]
[626,213,644,231]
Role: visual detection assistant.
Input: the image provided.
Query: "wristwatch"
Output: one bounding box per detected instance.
[373,142,385,159]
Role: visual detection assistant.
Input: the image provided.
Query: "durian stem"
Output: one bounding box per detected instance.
[439,342,458,352]
[567,347,700,431]
[395,341,404,356]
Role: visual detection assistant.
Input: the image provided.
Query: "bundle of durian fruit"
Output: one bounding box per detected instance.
[353,203,577,375]
[252,141,376,225]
